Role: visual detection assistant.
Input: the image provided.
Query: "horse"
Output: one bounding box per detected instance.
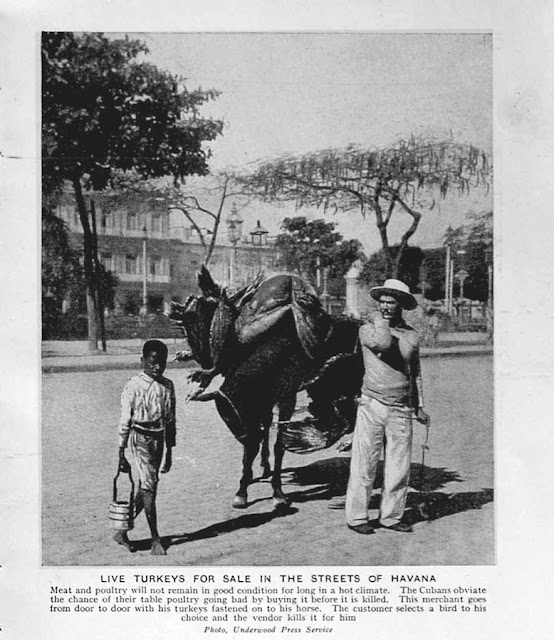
[169,267,362,510]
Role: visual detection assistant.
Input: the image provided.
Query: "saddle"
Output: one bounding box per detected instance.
[212,273,333,365]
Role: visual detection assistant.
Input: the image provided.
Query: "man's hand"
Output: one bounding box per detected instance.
[337,435,353,453]
[370,311,389,326]
[415,408,430,426]
[118,447,131,473]
[161,448,172,474]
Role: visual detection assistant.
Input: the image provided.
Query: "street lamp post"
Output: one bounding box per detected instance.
[316,255,321,291]
[485,246,493,308]
[444,242,453,315]
[456,269,469,300]
[250,219,269,273]
[141,224,148,316]
[226,204,243,287]
[448,256,454,316]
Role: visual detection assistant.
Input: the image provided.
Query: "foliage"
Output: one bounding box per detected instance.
[359,244,424,293]
[236,136,491,278]
[42,208,82,305]
[275,217,364,281]
[446,210,493,302]
[42,32,224,348]
[358,211,493,302]
[419,247,446,301]
[412,210,493,302]
[42,32,223,191]
[109,171,250,265]
[42,209,118,339]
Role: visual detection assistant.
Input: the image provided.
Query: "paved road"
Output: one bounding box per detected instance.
[42,355,493,566]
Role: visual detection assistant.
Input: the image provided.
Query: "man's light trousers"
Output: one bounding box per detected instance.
[346,395,413,527]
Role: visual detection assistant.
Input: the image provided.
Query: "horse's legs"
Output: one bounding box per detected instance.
[233,432,262,509]
[260,422,272,479]
[272,399,295,509]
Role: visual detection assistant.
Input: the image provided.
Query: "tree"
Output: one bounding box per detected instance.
[42,208,82,326]
[408,210,493,303]
[236,136,491,279]
[446,210,493,302]
[115,172,250,266]
[42,32,223,351]
[419,247,447,301]
[42,208,119,337]
[275,217,364,285]
[359,244,424,293]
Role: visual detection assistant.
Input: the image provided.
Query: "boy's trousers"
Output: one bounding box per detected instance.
[346,395,413,528]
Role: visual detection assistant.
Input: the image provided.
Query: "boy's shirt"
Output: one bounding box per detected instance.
[118,372,176,449]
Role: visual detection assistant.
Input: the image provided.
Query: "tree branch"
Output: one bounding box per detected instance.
[205,177,228,265]
[393,195,422,275]
[169,205,207,252]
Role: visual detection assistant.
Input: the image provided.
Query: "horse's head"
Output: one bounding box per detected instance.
[168,293,219,369]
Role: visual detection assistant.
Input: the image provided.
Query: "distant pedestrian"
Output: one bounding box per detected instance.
[485,304,493,344]
[426,310,440,345]
[346,279,429,535]
[114,339,176,555]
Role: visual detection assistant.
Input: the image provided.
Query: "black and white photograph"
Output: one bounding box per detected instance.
[3,2,554,638]
[41,31,494,566]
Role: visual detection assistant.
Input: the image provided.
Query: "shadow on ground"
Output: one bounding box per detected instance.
[130,504,299,552]
[130,457,492,552]
[285,456,464,498]
[286,456,493,525]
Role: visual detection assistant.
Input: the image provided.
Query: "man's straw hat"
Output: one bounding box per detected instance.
[370,278,418,310]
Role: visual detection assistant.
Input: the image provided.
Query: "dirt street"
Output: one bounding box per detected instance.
[42,355,493,566]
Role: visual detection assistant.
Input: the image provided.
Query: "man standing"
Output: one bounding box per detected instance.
[346,279,429,534]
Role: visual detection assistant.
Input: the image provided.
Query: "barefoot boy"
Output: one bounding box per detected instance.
[114,339,176,555]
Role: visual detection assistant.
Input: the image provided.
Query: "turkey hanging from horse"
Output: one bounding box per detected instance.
[168,266,363,509]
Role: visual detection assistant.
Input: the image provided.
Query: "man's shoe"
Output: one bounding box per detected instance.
[347,523,375,535]
[328,497,346,510]
[380,522,413,533]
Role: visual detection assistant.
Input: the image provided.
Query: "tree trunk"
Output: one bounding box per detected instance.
[86,290,99,350]
[373,190,394,277]
[393,197,422,280]
[205,178,228,266]
[90,200,107,351]
[73,177,102,353]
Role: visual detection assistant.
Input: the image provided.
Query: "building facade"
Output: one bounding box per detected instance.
[56,194,280,316]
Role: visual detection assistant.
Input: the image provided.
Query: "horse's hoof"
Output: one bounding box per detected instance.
[233,495,248,509]
[273,495,291,510]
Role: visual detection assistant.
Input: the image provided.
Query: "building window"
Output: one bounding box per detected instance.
[124,295,140,315]
[151,213,161,232]
[125,255,137,274]
[150,256,162,276]
[148,295,164,314]
[126,211,137,230]
[101,211,113,229]
[101,253,113,271]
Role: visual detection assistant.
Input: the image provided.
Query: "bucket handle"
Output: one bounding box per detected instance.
[113,467,135,505]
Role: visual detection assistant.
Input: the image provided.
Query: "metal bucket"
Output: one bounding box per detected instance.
[109,469,134,531]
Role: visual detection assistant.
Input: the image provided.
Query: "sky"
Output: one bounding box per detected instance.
[132,32,493,254]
